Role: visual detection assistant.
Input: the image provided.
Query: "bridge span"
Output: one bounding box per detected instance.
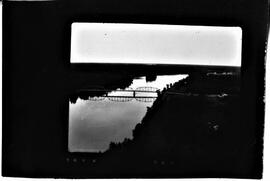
[78,86,159,102]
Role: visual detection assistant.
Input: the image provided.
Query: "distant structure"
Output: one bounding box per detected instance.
[80,87,159,102]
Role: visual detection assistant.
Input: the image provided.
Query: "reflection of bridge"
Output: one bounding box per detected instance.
[79,87,159,102]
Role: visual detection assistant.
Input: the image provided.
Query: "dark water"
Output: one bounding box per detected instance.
[69,74,188,152]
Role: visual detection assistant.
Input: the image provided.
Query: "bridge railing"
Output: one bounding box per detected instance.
[77,86,159,102]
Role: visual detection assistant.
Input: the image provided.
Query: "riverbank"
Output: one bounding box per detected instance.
[65,71,249,177]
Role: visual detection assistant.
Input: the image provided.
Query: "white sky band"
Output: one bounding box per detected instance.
[71,23,242,67]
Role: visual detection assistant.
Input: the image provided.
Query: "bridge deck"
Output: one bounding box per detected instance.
[105,96,157,98]
[78,89,159,93]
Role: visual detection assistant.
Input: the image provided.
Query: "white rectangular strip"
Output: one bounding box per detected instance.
[71,23,242,67]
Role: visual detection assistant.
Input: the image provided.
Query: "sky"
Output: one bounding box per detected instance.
[71,23,242,66]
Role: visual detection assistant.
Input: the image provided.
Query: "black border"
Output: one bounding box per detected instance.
[2,0,269,178]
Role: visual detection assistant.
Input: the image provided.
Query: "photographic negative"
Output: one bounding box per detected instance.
[2,0,268,178]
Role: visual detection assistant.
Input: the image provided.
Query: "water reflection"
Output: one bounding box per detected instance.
[69,74,187,152]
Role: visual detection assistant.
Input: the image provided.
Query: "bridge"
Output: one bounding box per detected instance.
[78,87,159,102]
